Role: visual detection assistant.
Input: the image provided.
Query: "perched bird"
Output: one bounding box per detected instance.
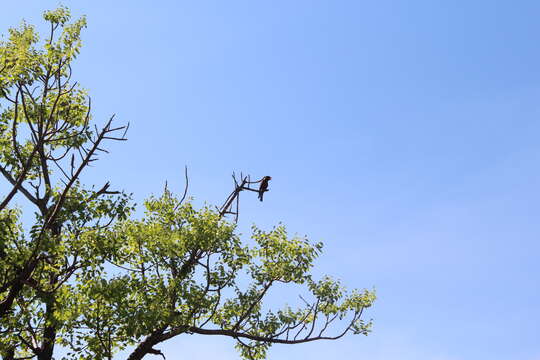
[258,176,272,201]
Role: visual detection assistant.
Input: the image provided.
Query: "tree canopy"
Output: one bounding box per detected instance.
[0,8,375,360]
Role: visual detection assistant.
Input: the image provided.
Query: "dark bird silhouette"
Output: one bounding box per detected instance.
[258,176,272,202]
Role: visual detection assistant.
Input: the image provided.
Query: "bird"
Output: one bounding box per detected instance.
[258,176,271,201]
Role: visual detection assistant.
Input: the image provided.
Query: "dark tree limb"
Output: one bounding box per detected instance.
[0,146,40,211]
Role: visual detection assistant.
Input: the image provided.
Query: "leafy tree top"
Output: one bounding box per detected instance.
[0,8,375,360]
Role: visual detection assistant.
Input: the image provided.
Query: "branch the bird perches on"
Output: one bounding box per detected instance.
[218,173,271,222]
[167,170,269,223]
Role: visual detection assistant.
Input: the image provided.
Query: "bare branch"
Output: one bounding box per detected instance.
[173,166,189,211]
[0,150,41,209]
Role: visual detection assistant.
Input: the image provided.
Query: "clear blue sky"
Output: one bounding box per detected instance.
[2,1,540,359]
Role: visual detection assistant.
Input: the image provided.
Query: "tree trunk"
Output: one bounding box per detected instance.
[37,298,56,360]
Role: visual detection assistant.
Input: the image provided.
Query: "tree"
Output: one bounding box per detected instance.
[0,8,375,360]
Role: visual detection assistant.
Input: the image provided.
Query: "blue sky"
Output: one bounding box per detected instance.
[2,1,540,359]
